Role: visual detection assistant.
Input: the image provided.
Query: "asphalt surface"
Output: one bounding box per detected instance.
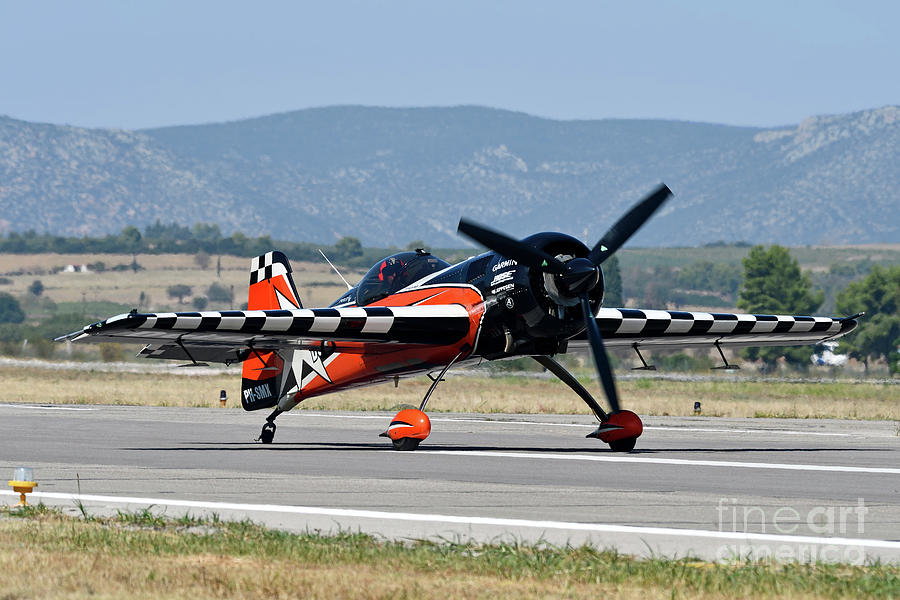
[2,403,898,563]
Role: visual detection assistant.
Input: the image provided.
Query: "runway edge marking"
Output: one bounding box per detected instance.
[3,490,899,551]
[420,450,900,475]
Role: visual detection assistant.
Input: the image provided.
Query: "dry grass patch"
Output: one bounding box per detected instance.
[1,365,897,421]
[0,366,238,408]
[0,253,364,310]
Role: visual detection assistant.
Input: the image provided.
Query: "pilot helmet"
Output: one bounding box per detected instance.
[378,257,405,281]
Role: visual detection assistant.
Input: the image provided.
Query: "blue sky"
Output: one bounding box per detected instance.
[1,0,897,129]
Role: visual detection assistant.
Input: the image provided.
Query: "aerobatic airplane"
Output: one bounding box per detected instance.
[60,185,858,452]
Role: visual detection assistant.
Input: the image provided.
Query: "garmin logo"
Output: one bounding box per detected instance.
[492,259,517,272]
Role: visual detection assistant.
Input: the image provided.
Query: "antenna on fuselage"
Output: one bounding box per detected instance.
[318,249,353,290]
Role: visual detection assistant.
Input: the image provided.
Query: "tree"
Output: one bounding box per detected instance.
[0,293,25,324]
[194,250,211,270]
[119,226,143,253]
[192,223,222,247]
[738,245,824,371]
[28,279,44,297]
[603,255,623,307]
[406,240,425,251]
[192,296,208,311]
[167,284,192,304]
[334,236,363,261]
[206,282,234,305]
[835,265,900,374]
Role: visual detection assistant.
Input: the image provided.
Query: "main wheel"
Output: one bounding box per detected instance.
[391,437,421,451]
[259,422,276,444]
[608,436,636,452]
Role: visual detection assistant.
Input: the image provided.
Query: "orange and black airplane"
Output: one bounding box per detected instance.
[60,185,858,452]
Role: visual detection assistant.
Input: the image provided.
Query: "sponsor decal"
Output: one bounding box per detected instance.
[489,271,514,287]
[491,283,515,294]
[492,259,518,272]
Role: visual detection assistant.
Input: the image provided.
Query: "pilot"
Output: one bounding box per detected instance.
[378,257,406,291]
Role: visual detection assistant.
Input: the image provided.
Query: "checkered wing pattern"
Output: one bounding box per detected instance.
[568,308,857,350]
[65,305,474,363]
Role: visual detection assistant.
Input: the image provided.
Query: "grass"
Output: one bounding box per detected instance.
[0,364,897,420]
[1,504,897,599]
[0,252,365,313]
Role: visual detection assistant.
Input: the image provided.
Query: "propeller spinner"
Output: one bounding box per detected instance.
[457,184,673,419]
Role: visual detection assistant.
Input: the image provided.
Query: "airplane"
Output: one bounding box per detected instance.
[59,184,859,452]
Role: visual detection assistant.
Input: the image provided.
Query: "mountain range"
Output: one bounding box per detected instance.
[1,105,898,247]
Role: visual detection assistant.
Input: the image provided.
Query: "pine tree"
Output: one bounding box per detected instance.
[835,265,900,374]
[738,245,823,372]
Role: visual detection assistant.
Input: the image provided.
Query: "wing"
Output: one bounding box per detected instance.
[567,308,858,351]
[59,305,475,364]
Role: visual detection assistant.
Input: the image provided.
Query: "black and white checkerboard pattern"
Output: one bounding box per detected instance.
[249,251,292,285]
[590,308,854,348]
[73,306,854,351]
[80,305,473,346]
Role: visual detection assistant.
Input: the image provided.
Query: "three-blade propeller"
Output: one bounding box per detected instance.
[457,183,673,417]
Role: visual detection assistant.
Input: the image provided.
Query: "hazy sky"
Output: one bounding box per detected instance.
[2,1,898,129]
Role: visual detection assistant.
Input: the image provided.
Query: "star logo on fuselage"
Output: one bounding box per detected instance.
[298,349,333,384]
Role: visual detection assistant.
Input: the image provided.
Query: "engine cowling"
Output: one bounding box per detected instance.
[477,232,605,357]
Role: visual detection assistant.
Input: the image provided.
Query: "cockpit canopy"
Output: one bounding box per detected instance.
[356,250,450,306]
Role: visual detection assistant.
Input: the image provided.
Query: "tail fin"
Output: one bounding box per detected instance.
[247,251,302,310]
[241,251,300,410]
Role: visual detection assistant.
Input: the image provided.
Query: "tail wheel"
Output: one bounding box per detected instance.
[259,422,276,444]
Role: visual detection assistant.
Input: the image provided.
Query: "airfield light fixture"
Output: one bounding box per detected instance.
[8,467,37,506]
[219,389,227,408]
[694,402,702,416]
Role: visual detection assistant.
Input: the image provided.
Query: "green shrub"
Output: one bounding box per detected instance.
[98,343,124,363]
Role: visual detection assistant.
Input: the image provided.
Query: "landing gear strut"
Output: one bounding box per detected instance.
[257,407,282,444]
[381,347,468,451]
[532,355,642,452]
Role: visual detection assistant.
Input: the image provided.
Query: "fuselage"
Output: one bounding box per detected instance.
[285,235,602,405]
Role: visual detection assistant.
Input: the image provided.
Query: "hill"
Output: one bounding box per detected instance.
[1,105,898,247]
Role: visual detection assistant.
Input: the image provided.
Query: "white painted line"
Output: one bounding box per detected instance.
[421,450,900,475]
[0,404,97,411]
[2,489,898,551]
[296,413,856,437]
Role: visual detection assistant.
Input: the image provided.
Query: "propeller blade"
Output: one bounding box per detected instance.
[457,218,568,274]
[579,294,621,414]
[588,183,672,265]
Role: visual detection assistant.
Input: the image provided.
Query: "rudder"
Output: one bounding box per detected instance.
[241,250,301,410]
[247,251,302,310]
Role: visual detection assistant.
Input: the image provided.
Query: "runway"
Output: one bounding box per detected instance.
[2,403,898,563]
